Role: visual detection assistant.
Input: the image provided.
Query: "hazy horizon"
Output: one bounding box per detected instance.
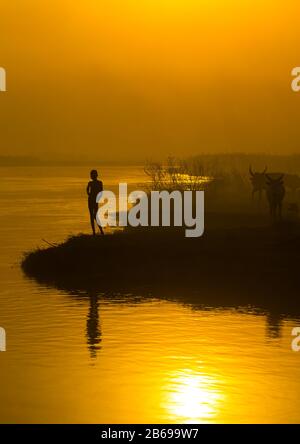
[1,1,300,161]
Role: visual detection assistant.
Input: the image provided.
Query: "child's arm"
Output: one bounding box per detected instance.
[86,181,91,195]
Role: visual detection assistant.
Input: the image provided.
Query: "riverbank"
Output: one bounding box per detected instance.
[21,213,300,316]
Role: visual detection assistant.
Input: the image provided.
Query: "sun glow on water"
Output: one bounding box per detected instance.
[164,369,224,423]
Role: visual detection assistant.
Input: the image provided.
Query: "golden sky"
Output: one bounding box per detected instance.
[0,0,300,161]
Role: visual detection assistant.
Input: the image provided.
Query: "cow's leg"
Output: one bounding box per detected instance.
[270,204,275,221]
[278,202,282,220]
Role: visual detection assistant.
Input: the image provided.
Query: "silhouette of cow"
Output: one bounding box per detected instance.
[265,174,285,220]
[249,166,267,200]
[250,166,300,200]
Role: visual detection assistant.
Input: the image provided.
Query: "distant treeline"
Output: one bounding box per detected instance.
[186,153,300,176]
[0,156,42,166]
[0,156,143,167]
[2,153,300,173]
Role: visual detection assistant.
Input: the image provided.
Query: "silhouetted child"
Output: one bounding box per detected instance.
[87,169,104,235]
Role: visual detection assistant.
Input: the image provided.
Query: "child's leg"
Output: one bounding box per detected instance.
[94,206,104,235]
[89,207,96,235]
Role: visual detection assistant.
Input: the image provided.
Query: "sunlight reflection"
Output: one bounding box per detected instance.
[164,369,224,423]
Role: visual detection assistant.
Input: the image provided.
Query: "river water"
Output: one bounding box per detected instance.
[0,166,299,423]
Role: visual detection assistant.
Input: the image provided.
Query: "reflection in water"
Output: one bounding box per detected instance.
[266,312,283,339]
[1,167,300,423]
[86,293,101,358]
[164,370,223,423]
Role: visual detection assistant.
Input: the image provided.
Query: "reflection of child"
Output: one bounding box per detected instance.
[86,169,104,235]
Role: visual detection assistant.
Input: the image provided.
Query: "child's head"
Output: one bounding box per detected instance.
[90,169,98,180]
